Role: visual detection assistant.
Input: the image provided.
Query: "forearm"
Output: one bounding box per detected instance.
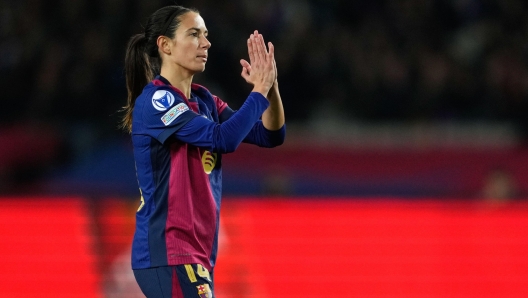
[262,82,285,131]
[243,121,285,147]
[175,92,269,153]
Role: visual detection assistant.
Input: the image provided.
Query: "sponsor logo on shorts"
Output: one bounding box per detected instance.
[161,103,189,126]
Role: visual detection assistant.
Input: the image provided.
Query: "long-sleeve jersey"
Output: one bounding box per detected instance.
[131,75,285,271]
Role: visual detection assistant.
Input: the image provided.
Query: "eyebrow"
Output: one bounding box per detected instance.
[187,27,208,34]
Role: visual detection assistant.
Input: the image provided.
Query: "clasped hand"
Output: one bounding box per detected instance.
[240,30,277,98]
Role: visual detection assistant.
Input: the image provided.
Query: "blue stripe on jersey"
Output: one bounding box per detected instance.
[132,135,153,268]
[208,156,222,268]
[148,137,170,266]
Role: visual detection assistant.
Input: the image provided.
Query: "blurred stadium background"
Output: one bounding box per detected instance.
[1,0,528,297]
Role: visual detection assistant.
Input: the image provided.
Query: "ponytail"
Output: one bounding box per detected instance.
[121,33,153,133]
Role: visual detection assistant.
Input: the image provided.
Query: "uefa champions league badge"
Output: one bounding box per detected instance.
[196,284,212,298]
[152,90,175,111]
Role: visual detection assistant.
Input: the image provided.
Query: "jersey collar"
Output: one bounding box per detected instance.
[155,75,171,86]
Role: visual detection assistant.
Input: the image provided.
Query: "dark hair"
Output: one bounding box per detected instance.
[121,5,199,133]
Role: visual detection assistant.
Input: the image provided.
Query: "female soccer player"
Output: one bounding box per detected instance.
[121,5,285,298]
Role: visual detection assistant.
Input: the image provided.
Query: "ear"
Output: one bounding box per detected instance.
[156,36,172,55]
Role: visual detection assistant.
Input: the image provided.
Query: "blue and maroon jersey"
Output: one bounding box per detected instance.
[130,75,284,272]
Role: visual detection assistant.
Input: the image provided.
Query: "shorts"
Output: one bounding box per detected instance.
[133,264,214,298]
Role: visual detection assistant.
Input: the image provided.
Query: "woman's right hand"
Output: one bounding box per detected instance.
[240,31,276,98]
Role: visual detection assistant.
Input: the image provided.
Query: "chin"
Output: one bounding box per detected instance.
[195,66,206,73]
[181,63,206,75]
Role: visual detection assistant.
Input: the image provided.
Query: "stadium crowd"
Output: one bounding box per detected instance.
[1,0,528,192]
[2,0,528,129]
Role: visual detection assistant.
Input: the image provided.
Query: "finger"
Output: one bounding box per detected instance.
[260,34,271,66]
[268,41,274,62]
[252,31,263,61]
[252,33,263,65]
[269,42,277,78]
[254,33,265,65]
[240,66,250,81]
[240,59,250,69]
[247,36,256,66]
[259,34,269,55]
[257,34,268,65]
[240,59,253,75]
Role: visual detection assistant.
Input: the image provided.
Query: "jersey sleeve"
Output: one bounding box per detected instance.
[140,87,198,144]
[243,121,286,148]
[218,105,236,123]
[175,92,270,153]
[218,104,286,148]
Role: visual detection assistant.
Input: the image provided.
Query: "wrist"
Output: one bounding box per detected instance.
[252,85,271,98]
[252,87,269,98]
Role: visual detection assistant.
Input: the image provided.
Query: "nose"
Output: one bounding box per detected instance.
[201,36,211,49]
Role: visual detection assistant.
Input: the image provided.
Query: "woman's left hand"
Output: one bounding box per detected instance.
[240,30,278,85]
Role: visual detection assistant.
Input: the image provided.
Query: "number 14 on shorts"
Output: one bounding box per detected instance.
[184,264,211,282]
[184,264,212,298]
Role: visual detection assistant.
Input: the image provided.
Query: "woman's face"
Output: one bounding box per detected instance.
[167,12,211,74]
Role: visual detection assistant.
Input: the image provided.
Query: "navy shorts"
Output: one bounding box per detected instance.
[133,264,214,298]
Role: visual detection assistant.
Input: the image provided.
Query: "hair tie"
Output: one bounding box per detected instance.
[161,9,180,37]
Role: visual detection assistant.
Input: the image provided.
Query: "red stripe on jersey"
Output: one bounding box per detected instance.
[191,83,208,92]
[213,95,228,115]
[191,83,227,114]
[188,102,200,113]
[165,141,217,272]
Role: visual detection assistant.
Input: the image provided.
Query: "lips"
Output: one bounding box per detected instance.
[197,54,208,61]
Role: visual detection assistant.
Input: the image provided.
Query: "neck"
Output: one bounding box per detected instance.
[160,66,194,99]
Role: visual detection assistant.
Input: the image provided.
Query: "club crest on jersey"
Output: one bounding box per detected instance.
[201,151,217,174]
[152,90,175,111]
[196,284,212,298]
[161,103,189,126]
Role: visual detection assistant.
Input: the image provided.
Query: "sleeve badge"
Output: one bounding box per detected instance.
[152,90,175,111]
[161,103,189,126]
